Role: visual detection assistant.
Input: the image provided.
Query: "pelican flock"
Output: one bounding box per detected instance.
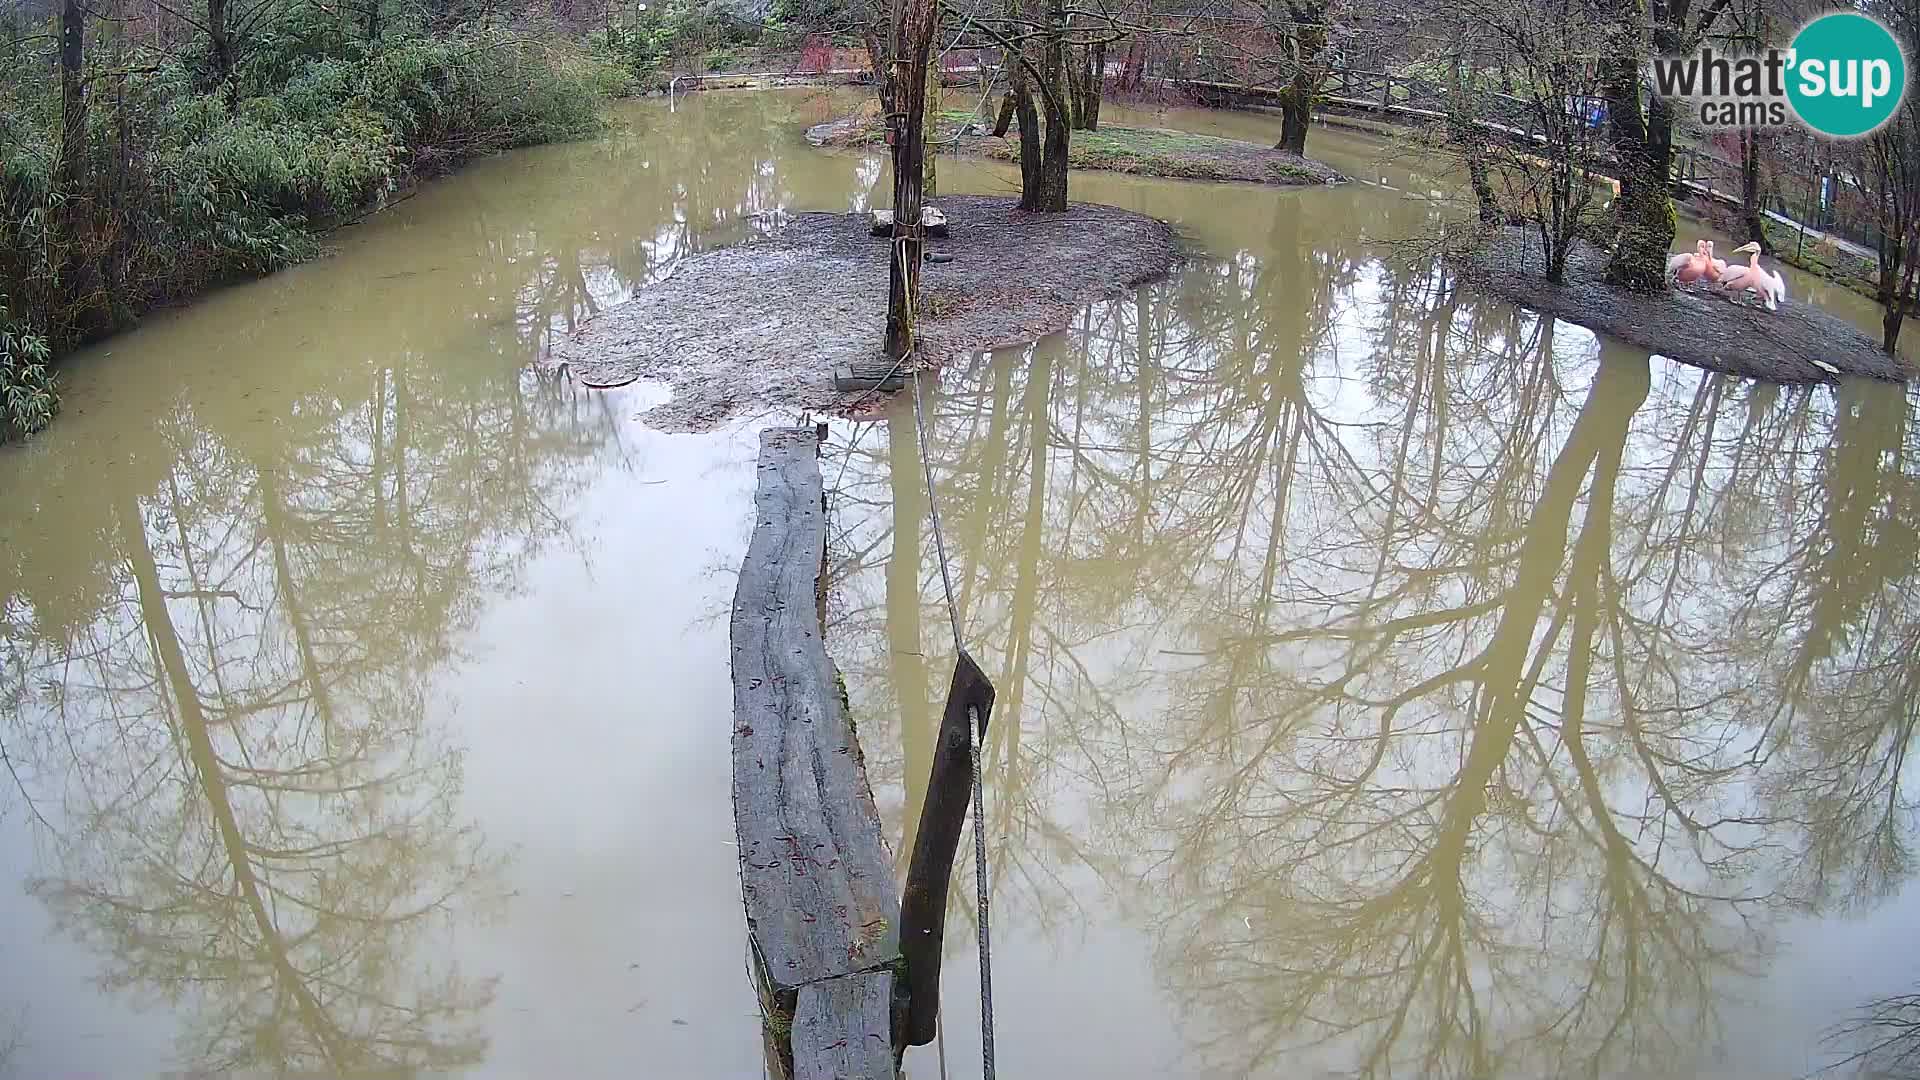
[1668,238,1784,311]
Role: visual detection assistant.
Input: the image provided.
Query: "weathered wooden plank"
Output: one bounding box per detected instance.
[731,427,901,998]
[834,362,907,393]
[897,650,995,1046]
[792,972,898,1080]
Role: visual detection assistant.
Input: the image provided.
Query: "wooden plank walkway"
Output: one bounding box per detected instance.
[731,426,901,1080]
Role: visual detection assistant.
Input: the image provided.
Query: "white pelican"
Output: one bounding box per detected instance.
[1719,241,1786,311]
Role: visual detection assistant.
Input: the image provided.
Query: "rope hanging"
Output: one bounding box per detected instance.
[910,368,997,1080]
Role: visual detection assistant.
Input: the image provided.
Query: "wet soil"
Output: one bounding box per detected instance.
[805,113,1348,187]
[1462,227,1912,383]
[548,195,1180,430]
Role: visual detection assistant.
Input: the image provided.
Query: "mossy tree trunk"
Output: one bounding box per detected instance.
[1272,0,1326,156]
[1599,9,1672,292]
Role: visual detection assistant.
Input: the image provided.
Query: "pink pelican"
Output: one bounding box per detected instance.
[1719,241,1786,311]
[1699,240,1727,281]
[1667,240,1707,282]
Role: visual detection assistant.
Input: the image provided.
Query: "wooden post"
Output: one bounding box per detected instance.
[896,651,996,1046]
[731,428,901,1080]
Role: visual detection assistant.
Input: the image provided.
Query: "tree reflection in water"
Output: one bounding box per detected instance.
[1,364,618,1074]
[0,87,885,1075]
[830,213,1920,1078]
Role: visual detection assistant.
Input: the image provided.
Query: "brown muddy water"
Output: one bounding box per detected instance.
[0,88,1915,1079]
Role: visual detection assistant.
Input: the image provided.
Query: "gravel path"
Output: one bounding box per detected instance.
[1462,228,1911,383]
[548,195,1180,430]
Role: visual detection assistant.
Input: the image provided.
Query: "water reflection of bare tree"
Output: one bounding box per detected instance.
[834,224,1920,1077]
[1830,988,1920,1079]
[3,364,618,1072]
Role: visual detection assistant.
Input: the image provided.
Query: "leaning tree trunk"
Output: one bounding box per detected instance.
[993,90,1016,136]
[1600,8,1674,291]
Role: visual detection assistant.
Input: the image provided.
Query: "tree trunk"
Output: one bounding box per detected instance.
[992,90,1015,136]
[884,0,937,357]
[1600,10,1674,291]
[1277,96,1309,154]
[1739,130,1769,252]
[1121,35,1144,94]
[1468,144,1499,227]
[54,0,95,332]
[56,0,84,197]
[1082,40,1104,129]
[924,44,940,197]
[1027,0,1070,211]
[1884,302,1904,354]
[862,20,894,115]
[207,0,232,86]
[1008,36,1043,209]
[1274,18,1324,155]
[1064,44,1086,128]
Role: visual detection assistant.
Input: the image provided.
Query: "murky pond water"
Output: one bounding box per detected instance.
[2,88,1915,1079]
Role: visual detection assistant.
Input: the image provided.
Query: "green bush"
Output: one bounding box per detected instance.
[0,14,624,439]
[0,307,55,440]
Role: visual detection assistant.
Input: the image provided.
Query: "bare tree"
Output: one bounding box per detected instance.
[1856,0,1920,352]
[1435,0,1612,282]
[1829,990,1920,1079]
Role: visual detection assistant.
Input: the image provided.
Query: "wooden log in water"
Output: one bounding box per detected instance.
[897,650,996,1047]
[732,426,902,1079]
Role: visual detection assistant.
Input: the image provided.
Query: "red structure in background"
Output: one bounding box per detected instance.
[800,33,835,73]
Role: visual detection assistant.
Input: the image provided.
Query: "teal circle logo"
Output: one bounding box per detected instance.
[1787,12,1907,137]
